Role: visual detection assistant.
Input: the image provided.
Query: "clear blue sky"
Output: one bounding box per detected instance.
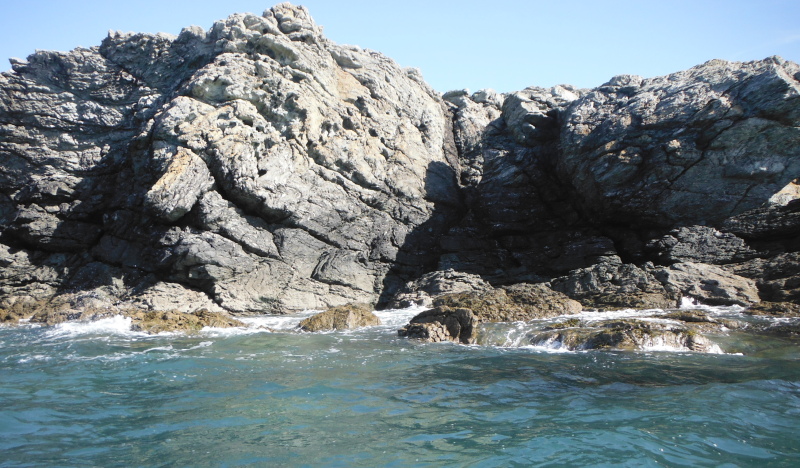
[1,0,799,93]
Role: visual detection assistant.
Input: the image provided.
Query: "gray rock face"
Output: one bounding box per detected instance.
[388,269,493,308]
[653,262,760,306]
[549,258,681,310]
[0,4,460,314]
[1,4,798,316]
[647,226,759,265]
[559,57,800,229]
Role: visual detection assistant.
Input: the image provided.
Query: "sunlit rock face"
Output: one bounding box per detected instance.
[0,4,460,313]
[559,57,800,229]
[1,3,799,315]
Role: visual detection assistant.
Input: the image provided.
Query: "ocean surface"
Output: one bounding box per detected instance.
[2,303,799,467]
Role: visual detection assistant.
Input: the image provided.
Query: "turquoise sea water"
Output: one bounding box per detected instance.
[1,306,799,467]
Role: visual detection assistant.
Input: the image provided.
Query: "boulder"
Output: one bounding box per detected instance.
[398,307,475,343]
[398,283,581,343]
[549,259,680,310]
[653,262,760,306]
[298,303,380,332]
[387,270,493,308]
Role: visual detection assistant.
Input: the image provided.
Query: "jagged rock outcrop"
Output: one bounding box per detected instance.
[1,3,798,318]
[547,257,760,308]
[0,4,460,314]
[653,262,760,306]
[646,226,760,265]
[559,58,800,230]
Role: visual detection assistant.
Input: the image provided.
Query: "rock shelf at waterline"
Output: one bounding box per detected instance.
[3,299,799,356]
[1,3,799,328]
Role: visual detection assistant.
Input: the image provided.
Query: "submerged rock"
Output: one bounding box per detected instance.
[298,303,380,332]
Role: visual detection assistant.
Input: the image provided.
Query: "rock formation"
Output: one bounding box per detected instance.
[1,3,798,320]
[297,303,380,332]
[0,296,245,334]
[1,4,459,315]
[530,318,720,353]
[398,284,581,343]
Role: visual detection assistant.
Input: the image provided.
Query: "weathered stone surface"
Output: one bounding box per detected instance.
[559,57,800,230]
[653,262,760,306]
[298,303,380,332]
[647,226,759,265]
[0,4,460,314]
[549,259,680,310]
[388,269,493,308]
[1,4,798,317]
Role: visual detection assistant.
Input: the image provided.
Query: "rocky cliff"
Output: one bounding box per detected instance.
[1,3,798,315]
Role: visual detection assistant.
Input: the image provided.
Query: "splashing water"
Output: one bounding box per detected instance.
[1,304,798,466]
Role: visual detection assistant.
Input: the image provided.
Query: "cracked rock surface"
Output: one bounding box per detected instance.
[1,3,799,317]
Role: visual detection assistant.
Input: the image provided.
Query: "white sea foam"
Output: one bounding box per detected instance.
[44,315,146,339]
[562,308,666,322]
[17,354,53,363]
[374,305,428,328]
[239,309,321,331]
[679,297,745,315]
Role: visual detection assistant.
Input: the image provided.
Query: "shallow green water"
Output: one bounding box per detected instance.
[1,307,799,467]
